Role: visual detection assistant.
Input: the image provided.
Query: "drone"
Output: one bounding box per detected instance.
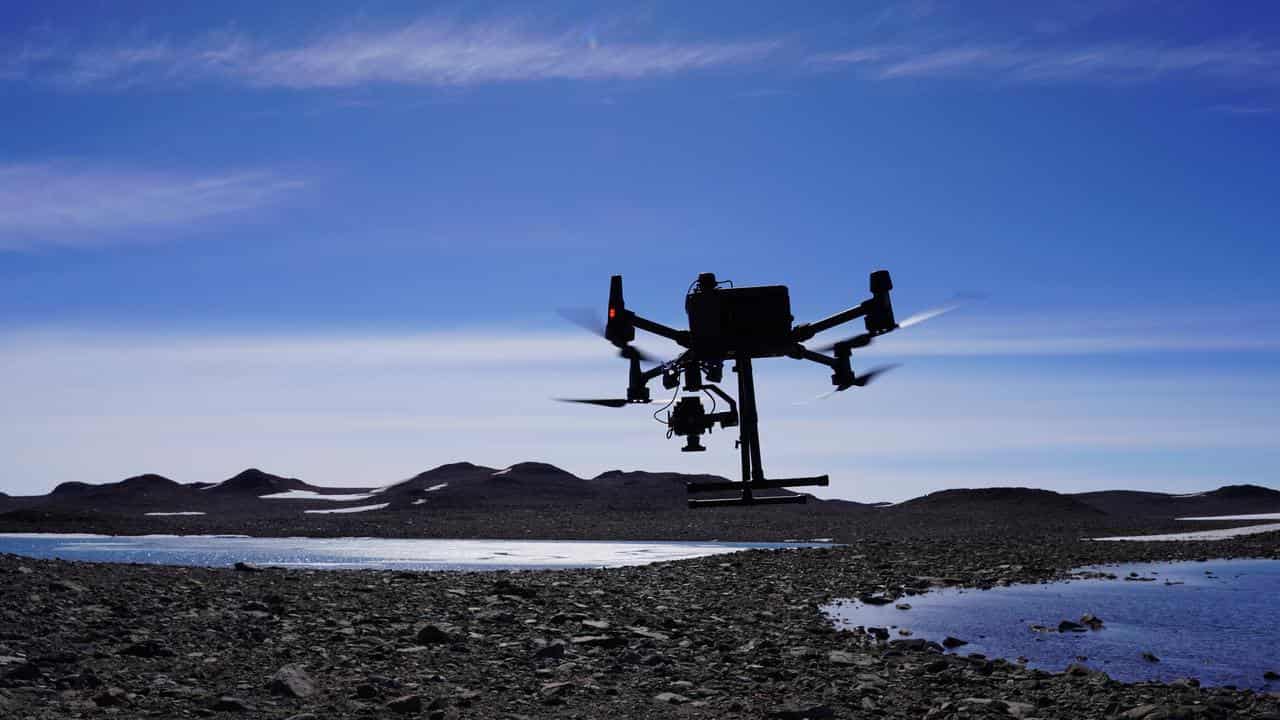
[560,271,954,508]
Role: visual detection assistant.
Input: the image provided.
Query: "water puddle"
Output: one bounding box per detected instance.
[825,559,1280,689]
[0,533,827,571]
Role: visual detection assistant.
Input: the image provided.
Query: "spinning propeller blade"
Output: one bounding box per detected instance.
[555,307,659,363]
[555,398,650,408]
[850,363,899,387]
[812,300,965,353]
[794,364,900,404]
[897,302,962,329]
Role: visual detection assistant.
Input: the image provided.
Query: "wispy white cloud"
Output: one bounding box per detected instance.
[4,20,779,90]
[0,163,302,249]
[813,40,1280,87]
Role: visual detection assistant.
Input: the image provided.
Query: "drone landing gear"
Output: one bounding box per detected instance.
[686,357,829,508]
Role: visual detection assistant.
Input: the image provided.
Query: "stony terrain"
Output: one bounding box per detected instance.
[2,531,1279,719]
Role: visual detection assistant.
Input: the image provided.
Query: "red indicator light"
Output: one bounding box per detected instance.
[608,307,617,319]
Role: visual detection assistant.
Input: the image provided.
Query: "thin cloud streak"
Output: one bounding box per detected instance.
[813,40,1280,86]
[0,164,302,249]
[5,20,779,90]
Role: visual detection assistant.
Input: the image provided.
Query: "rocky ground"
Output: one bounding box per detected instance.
[2,531,1280,719]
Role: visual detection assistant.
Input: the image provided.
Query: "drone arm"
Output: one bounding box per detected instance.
[625,310,691,347]
[792,270,896,344]
[788,345,839,369]
[792,303,870,343]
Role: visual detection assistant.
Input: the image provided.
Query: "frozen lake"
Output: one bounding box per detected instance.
[825,559,1280,689]
[0,533,826,571]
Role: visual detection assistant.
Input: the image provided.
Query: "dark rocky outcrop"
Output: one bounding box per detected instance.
[204,468,311,496]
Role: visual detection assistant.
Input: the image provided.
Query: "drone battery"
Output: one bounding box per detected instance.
[687,285,793,356]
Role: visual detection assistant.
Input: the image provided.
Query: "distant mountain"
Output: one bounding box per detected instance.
[385,462,604,510]
[203,469,312,496]
[890,487,1105,520]
[37,473,195,513]
[3,465,1275,525]
[1073,484,1280,519]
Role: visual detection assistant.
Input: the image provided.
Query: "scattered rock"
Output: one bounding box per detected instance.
[233,561,262,572]
[1058,620,1087,632]
[1266,670,1279,681]
[653,692,689,705]
[93,687,128,707]
[827,650,857,665]
[120,640,175,658]
[768,703,835,719]
[270,664,316,698]
[49,578,87,593]
[571,634,626,648]
[1142,651,1160,663]
[533,641,566,660]
[539,681,574,702]
[1081,613,1105,630]
[4,662,40,681]
[212,696,253,712]
[416,624,458,645]
[942,636,968,649]
[387,694,424,713]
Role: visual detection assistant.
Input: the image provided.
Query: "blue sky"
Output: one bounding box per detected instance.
[1,1,1277,499]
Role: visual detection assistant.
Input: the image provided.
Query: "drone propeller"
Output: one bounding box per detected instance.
[812,301,964,353]
[556,307,660,364]
[555,398,651,408]
[841,363,899,389]
[799,364,900,404]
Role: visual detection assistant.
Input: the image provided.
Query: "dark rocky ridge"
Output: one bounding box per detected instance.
[1077,484,1280,519]
[1,530,1277,719]
[2,465,1277,541]
[2,466,1280,538]
[205,468,313,496]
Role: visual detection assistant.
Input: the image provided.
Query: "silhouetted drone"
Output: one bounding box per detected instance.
[559,271,955,507]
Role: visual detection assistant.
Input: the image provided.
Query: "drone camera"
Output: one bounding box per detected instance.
[669,396,710,452]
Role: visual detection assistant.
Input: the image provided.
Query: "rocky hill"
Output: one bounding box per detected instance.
[1072,484,1280,519]
[1,464,1276,540]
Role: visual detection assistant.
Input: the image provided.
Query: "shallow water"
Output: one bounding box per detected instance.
[0,533,824,571]
[825,559,1280,690]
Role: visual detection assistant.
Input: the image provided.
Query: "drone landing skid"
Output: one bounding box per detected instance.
[685,356,830,508]
[686,477,829,507]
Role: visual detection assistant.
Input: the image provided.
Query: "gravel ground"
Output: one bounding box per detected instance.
[2,532,1279,720]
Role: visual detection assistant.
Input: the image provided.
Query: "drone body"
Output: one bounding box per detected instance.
[564,270,934,507]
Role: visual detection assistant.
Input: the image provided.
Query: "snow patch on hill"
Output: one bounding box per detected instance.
[260,490,375,501]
